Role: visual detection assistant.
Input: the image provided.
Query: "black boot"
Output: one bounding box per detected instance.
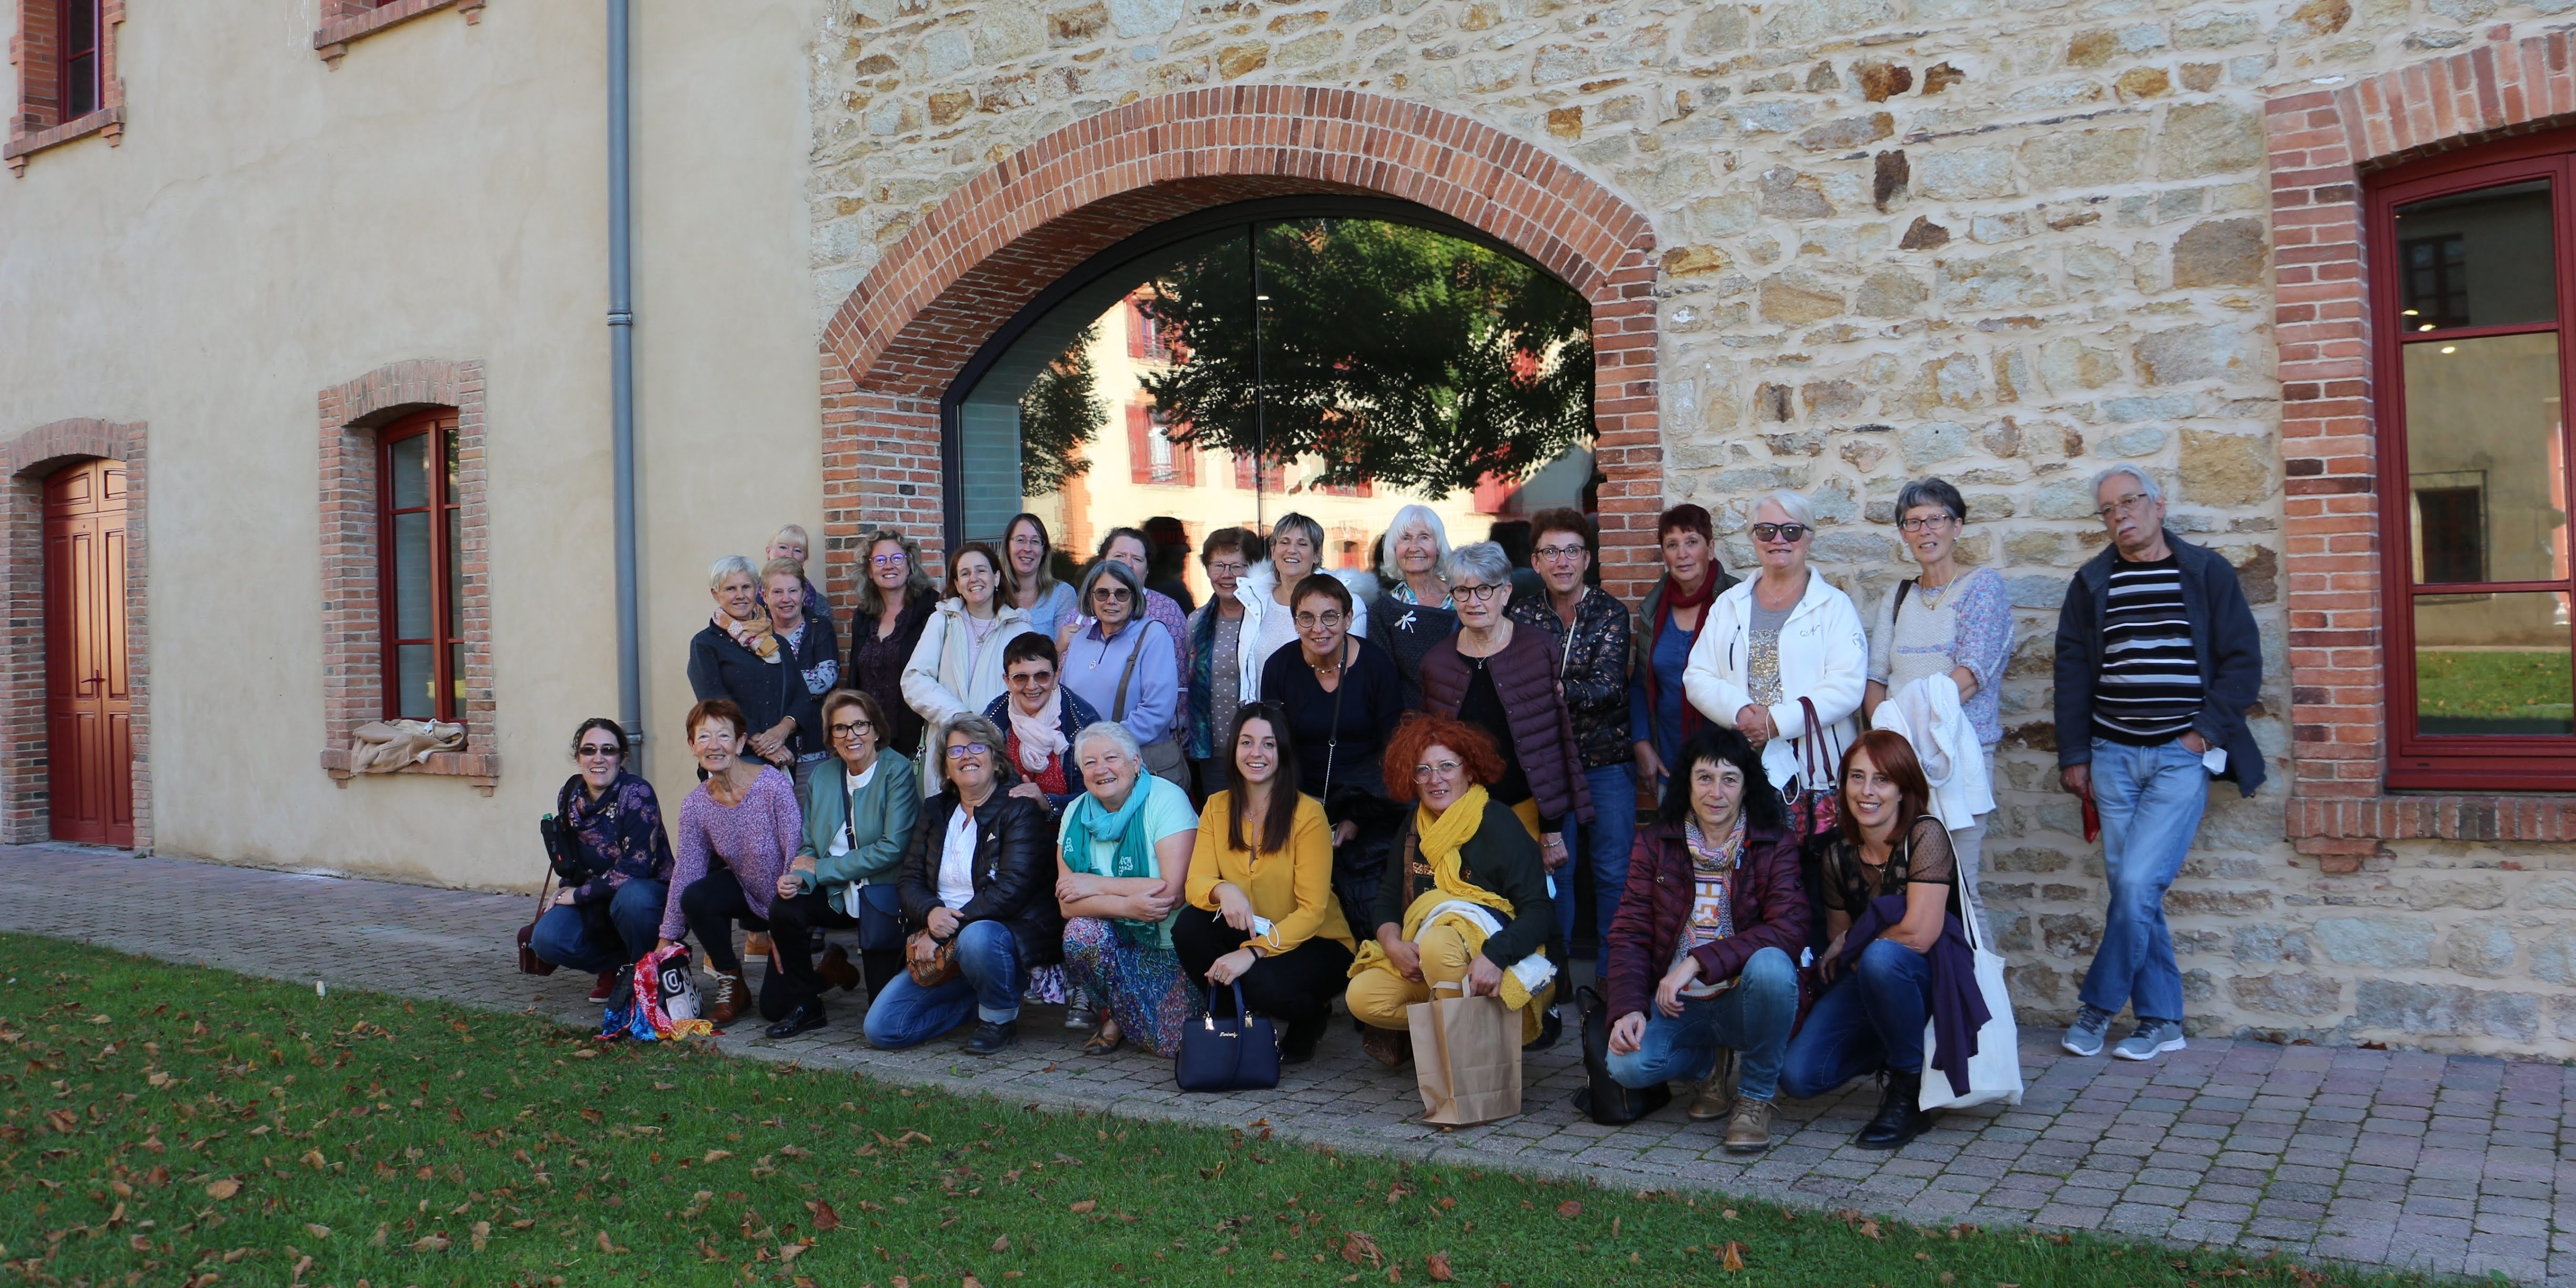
[1855,1068,1932,1151]
[764,999,828,1040]
[1281,1012,1326,1064]
[961,1019,1018,1056]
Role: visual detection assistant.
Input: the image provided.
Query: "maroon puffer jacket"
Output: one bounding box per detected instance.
[1418,628,1594,826]
[1602,821,1810,1023]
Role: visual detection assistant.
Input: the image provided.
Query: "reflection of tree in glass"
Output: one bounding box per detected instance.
[1018,323,1104,495]
[1137,219,1592,499]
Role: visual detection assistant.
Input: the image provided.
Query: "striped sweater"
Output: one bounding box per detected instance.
[2090,555,2202,744]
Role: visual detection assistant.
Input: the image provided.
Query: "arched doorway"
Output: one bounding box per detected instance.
[43,457,134,847]
[944,195,1600,601]
[818,88,1661,600]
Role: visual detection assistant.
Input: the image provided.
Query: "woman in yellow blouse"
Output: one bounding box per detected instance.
[1172,700,1356,1063]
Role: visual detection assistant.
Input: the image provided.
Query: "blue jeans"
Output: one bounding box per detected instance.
[2077,737,2208,1023]
[1605,945,1798,1101]
[861,919,1024,1049]
[1556,764,1637,960]
[529,878,667,973]
[1782,938,1933,1096]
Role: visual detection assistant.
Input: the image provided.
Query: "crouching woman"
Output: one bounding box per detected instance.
[1601,727,1806,1154]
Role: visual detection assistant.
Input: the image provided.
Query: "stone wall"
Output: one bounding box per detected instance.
[807,0,2576,1056]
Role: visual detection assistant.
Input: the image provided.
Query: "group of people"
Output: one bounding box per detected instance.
[527,463,2262,1155]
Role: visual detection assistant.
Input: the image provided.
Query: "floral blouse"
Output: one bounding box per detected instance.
[554,770,675,904]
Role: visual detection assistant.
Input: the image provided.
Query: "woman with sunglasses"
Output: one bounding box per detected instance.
[1059,559,1188,790]
[1683,490,1868,803]
[529,718,675,1000]
[765,688,921,1039]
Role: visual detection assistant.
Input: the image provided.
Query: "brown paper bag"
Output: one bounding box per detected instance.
[1408,981,1524,1126]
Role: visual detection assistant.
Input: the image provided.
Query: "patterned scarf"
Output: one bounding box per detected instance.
[716,610,779,662]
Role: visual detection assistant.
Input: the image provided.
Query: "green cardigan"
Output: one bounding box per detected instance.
[793,751,921,914]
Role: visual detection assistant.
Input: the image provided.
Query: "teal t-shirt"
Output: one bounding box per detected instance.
[1057,775,1198,878]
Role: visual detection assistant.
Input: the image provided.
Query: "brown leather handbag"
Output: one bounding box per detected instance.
[516,869,559,977]
[905,928,960,989]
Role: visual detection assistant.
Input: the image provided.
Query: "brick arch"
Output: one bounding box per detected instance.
[817,87,1663,604]
[2268,31,2576,867]
[2,417,151,850]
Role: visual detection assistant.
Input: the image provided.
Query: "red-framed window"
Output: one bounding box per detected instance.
[1126,295,1167,361]
[60,0,102,119]
[1127,402,1196,486]
[2372,136,2576,789]
[377,412,465,724]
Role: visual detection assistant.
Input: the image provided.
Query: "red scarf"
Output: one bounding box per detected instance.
[1647,571,1717,747]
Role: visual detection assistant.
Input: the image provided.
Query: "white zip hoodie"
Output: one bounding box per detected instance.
[1230,559,1371,703]
[1682,570,1869,792]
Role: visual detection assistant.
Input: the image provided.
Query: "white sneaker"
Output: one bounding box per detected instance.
[2112,1019,2186,1061]
[2061,1004,2113,1057]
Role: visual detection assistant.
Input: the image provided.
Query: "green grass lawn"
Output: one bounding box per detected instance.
[0,934,2455,1288]
[2415,646,2575,731]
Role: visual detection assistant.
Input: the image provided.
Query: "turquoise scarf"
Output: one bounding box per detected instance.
[1064,779,1170,951]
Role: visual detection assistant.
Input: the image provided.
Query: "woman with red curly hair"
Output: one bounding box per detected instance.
[1342,715,1562,1069]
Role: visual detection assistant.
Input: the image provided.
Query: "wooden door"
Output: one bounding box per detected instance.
[44,460,133,848]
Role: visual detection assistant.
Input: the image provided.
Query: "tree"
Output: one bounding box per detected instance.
[1134,219,1592,499]
[1017,324,1104,496]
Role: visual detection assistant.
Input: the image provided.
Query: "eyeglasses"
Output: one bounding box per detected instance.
[1451,583,1504,603]
[1293,611,1346,630]
[1534,543,1588,563]
[944,742,992,760]
[1750,523,1809,543]
[576,743,622,758]
[1091,587,1132,602]
[1897,515,1956,534]
[829,721,873,739]
[1412,759,1464,780]
[1206,561,1249,577]
[1007,670,1055,685]
[869,553,908,568]
[2096,493,2154,522]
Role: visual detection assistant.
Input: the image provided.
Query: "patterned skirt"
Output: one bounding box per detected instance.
[1060,917,1204,1058]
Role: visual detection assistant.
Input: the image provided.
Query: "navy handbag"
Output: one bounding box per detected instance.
[1174,980,1280,1092]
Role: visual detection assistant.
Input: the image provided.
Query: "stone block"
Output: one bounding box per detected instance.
[2177,429,2271,505]
[2232,924,2310,966]
[1915,148,2017,200]
[2100,428,2167,458]
[2136,326,2246,386]
[1759,274,1844,324]
[2042,912,2103,959]
[2172,218,2266,289]
[1899,421,1974,468]
[1683,6,1750,54]
[2158,103,2264,179]
[1802,379,1863,419]
[2444,921,2517,979]
[2523,926,2576,986]
[2400,877,2506,911]
[1757,168,1834,219]
[1939,251,2055,310]
[1759,0,1901,47]
[973,3,1046,60]
[2176,9,2260,47]
[2316,916,2435,969]
[2040,339,2124,390]
[1798,113,1894,151]
[2166,887,2273,916]
[2103,394,2196,422]
[2021,129,2147,191]
[2032,478,2102,521]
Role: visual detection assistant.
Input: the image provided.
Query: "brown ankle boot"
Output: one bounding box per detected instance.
[817,945,861,993]
[709,970,751,1027]
[1360,1025,1413,1069]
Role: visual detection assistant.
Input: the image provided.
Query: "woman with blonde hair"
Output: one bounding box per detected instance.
[1683,490,1868,798]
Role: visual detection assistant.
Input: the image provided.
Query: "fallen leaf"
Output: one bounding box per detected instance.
[1555,1201,1581,1218]
[205,1178,241,1200]
[1068,1200,1097,1214]
[1426,1251,1455,1282]
[703,1149,735,1163]
[1340,1230,1381,1266]
[778,1242,805,1264]
[992,1234,1011,1252]
[302,1223,331,1239]
[1858,1218,1882,1240]
[1721,1241,1746,1272]
[469,1220,490,1252]
[596,1230,628,1254]
[964,1276,984,1288]
[809,1199,841,1232]
[410,1232,451,1253]
[778,1143,809,1158]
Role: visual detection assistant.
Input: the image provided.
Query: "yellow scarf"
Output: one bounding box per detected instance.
[1347,786,1549,1038]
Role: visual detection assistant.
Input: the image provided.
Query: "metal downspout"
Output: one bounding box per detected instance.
[608,0,643,759]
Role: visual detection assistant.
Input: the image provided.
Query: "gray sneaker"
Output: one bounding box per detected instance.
[2061,1004,2114,1057]
[2113,1019,2186,1061]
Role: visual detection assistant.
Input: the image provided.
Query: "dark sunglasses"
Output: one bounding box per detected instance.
[1750,523,1809,543]
[576,743,622,757]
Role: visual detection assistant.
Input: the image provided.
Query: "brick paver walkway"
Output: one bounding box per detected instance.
[3,843,2568,1284]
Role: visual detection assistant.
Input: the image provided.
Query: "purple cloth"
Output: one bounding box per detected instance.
[660,766,802,941]
[555,770,675,903]
[1836,894,1987,1095]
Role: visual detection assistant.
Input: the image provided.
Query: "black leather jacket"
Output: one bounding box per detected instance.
[897,773,1065,968]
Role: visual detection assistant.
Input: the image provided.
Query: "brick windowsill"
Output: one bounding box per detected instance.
[314,0,487,67]
[2288,793,2576,870]
[4,107,127,175]
[320,747,500,796]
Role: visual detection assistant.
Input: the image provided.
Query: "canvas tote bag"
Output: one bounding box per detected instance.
[1918,886,2024,1111]
[1408,980,1524,1126]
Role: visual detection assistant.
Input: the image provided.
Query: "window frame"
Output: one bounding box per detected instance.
[373,411,464,725]
[2369,138,2576,790]
[59,0,101,120]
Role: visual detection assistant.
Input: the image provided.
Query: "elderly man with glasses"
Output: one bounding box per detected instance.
[2054,464,2265,1063]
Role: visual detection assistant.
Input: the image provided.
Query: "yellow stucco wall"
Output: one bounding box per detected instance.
[0,0,825,889]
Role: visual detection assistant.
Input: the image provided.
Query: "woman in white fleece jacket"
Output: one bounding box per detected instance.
[1681,490,1869,798]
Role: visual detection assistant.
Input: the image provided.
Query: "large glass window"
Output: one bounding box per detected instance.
[378,413,464,723]
[949,201,1596,604]
[2375,148,2576,784]
[61,0,102,120]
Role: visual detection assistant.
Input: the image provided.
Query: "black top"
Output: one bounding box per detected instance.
[1820,814,1956,920]
[687,622,826,766]
[1260,634,1404,808]
[848,590,938,757]
[1372,796,1561,969]
[1366,592,1456,712]
[1455,655,1560,831]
